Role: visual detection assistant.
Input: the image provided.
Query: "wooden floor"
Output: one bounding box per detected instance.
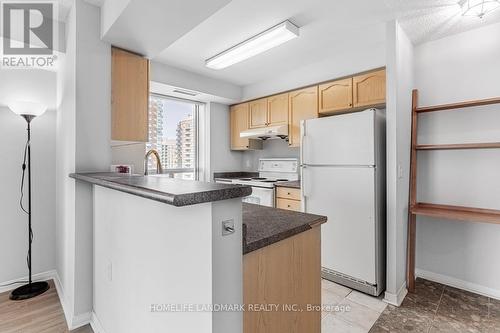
[0,280,93,333]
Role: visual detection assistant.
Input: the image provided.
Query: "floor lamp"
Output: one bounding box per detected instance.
[8,101,50,301]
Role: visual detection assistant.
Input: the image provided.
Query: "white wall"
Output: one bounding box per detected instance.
[56,2,77,320]
[0,107,56,285]
[384,20,414,305]
[209,102,243,178]
[414,22,500,298]
[56,0,112,326]
[241,140,298,171]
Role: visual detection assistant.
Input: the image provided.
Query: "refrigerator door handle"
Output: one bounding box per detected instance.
[300,120,306,164]
[301,165,308,197]
[301,165,307,212]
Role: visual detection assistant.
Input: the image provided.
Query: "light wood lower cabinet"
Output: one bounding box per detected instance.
[244,227,321,333]
[276,198,301,212]
[276,187,301,201]
[276,187,302,212]
[288,86,318,147]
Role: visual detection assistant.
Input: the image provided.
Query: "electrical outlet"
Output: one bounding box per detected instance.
[222,219,235,236]
[106,261,112,282]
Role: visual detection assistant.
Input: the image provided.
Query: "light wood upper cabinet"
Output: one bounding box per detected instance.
[288,86,318,147]
[249,98,268,128]
[111,47,150,142]
[267,93,289,126]
[353,69,386,108]
[230,103,250,150]
[318,78,353,114]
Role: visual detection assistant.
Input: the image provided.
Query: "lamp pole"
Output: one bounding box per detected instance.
[27,118,32,286]
[9,113,49,301]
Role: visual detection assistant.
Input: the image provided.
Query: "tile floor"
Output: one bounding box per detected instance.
[321,278,387,332]
[370,278,500,333]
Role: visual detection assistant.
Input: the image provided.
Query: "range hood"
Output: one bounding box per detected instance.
[240,125,288,140]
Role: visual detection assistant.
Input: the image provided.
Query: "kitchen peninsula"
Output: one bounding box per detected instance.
[70,173,326,333]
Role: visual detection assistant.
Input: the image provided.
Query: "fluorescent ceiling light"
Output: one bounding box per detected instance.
[206,20,299,70]
[459,0,500,18]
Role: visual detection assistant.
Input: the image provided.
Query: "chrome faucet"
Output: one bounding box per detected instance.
[144,149,163,175]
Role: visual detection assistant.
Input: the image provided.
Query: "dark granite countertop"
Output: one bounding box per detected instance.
[242,203,326,254]
[275,180,301,189]
[70,172,252,207]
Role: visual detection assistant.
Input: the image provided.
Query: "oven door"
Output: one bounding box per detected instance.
[242,186,275,207]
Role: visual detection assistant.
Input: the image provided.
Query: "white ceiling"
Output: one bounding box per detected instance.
[90,0,500,88]
[386,0,500,44]
[154,0,394,86]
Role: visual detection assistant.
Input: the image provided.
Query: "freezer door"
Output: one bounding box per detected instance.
[302,109,375,166]
[303,166,377,284]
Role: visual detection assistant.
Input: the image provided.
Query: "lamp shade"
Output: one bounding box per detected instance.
[8,101,47,117]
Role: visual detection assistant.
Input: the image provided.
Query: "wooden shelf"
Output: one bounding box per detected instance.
[416,96,500,113]
[407,88,500,293]
[411,203,500,224]
[416,142,500,150]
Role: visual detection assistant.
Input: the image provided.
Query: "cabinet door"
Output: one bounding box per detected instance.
[111,47,150,142]
[288,86,318,147]
[267,93,289,126]
[230,103,250,150]
[353,69,386,108]
[249,98,268,128]
[318,78,353,114]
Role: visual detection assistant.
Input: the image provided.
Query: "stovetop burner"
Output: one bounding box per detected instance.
[237,177,290,183]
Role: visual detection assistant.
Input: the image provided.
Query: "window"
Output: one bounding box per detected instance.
[146,94,201,180]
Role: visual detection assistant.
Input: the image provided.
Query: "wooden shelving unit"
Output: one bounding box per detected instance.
[411,203,500,224]
[415,142,500,150]
[407,89,500,292]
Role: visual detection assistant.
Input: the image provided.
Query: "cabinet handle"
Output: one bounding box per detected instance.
[287,192,291,195]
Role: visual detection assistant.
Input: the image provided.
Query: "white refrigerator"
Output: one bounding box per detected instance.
[301,109,386,296]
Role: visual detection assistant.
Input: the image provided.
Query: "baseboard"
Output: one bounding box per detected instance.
[90,312,107,333]
[0,269,57,294]
[383,282,408,306]
[416,269,500,301]
[72,311,92,329]
[52,272,92,330]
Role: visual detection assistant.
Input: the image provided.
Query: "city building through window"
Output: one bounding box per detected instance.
[146,94,199,180]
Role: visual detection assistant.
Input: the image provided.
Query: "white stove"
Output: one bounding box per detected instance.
[231,158,299,207]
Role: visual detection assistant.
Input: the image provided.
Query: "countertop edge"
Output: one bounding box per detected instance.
[243,215,327,255]
[70,173,253,207]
